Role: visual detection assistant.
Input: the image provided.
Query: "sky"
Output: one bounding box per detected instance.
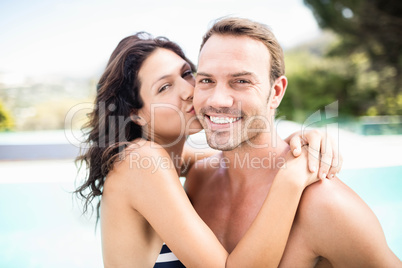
[0,0,321,78]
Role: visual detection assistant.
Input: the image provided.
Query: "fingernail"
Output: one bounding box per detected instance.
[321,173,326,179]
[293,149,299,154]
[330,174,334,179]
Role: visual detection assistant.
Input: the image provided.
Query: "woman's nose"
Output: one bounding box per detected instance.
[179,78,195,101]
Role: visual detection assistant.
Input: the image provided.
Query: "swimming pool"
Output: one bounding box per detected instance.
[340,165,402,259]
[0,160,102,267]
[0,161,400,267]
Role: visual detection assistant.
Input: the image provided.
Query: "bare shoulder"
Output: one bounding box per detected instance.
[296,176,378,234]
[298,176,360,213]
[104,139,174,196]
[114,139,172,173]
[184,152,222,200]
[101,140,166,267]
[125,139,171,160]
[295,177,400,266]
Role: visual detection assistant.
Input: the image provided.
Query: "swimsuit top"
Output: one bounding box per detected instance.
[154,243,185,268]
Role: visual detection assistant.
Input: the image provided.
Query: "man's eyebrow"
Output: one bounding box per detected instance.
[231,71,257,79]
[197,71,257,78]
[196,72,212,77]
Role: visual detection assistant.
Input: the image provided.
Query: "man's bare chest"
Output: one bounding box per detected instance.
[190,181,325,266]
[191,184,267,252]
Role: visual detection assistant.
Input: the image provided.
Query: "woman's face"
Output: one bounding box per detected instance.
[137,48,202,145]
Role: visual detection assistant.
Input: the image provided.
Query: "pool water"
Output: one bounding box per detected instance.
[0,162,400,267]
[0,160,102,268]
[340,165,402,259]
[0,182,102,267]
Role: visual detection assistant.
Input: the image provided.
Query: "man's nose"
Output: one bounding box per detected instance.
[208,83,234,108]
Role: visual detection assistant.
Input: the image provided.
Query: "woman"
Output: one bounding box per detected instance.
[75,32,340,267]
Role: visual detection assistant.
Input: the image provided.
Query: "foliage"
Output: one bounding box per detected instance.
[302,0,402,116]
[0,100,15,131]
[279,47,384,121]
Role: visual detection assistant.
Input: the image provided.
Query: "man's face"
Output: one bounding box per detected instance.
[194,34,274,151]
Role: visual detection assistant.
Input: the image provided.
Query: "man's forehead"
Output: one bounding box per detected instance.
[199,35,269,59]
[197,34,270,74]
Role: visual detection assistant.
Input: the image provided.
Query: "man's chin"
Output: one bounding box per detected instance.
[206,137,239,151]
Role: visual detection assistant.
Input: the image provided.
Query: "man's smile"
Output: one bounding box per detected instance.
[208,115,242,124]
[203,114,243,130]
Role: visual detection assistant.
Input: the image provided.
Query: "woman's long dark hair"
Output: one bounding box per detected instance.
[75,32,195,222]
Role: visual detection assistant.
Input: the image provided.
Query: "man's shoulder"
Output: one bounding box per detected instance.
[293,176,372,244]
[293,176,395,264]
[297,177,365,224]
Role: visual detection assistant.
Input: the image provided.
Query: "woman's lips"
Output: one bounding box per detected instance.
[187,106,195,114]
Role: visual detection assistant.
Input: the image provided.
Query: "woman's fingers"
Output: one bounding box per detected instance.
[318,136,332,179]
[301,129,343,179]
[328,138,343,177]
[289,135,303,157]
[304,131,321,174]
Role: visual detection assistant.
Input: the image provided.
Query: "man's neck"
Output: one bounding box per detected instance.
[221,131,290,187]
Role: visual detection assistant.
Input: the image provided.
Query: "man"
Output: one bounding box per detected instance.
[185,17,401,267]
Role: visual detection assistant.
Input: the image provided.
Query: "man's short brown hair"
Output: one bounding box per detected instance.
[200,17,285,84]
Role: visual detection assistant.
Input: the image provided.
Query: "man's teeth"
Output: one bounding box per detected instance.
[209,116,241,124]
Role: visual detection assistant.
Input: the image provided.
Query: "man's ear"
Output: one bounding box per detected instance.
[270,75,288,109]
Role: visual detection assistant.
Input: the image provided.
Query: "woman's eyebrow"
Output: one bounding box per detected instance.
[181,62,191,71]
[152,62,189,88]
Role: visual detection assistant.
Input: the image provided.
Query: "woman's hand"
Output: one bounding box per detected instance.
[280,146,320,189]
[285,130,343,180]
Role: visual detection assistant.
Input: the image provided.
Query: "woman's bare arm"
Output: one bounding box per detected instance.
[183,129,343,178]
[226,149,317,267]
[125,142,317,267]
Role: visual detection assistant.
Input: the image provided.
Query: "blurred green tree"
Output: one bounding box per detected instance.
[280,50,376,121]
[304,0,402,115]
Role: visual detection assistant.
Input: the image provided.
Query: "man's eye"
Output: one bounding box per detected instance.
[199,78,212,83]
[237,79,250,84]
[158,84,170,93]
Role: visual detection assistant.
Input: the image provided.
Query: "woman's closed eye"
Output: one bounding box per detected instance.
[182,70,194,78]
[158,83,171,93]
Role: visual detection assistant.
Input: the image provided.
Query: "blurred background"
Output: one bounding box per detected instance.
[0,0,401,267]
